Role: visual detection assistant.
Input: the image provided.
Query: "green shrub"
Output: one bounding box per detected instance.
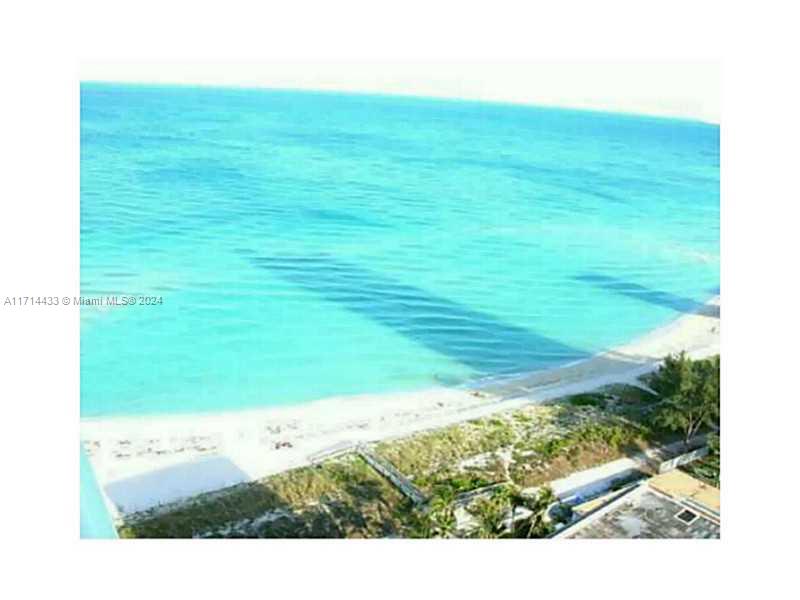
[568,394,604,408]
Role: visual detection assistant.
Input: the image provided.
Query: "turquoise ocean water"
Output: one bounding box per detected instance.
[80,83,719,418]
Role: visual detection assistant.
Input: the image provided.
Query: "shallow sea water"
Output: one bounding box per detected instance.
[80,83,719,417]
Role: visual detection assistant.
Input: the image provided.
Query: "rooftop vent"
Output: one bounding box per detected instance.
[675,508,699,525]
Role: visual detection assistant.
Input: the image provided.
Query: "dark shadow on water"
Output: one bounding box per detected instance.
[574,273,717,317]
[251,254,590,376]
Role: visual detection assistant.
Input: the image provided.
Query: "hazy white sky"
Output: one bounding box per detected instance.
[81,61,720,123]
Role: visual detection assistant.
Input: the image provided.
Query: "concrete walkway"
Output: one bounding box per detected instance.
[541,436,709,504]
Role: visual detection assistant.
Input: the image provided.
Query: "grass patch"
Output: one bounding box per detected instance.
[567,393,606,408]
[603,383,658,404]
[415,470,495,497]
[375,385,668,495]
[506,416,660,488]
[375,413,523,481]
[118,455,408,538]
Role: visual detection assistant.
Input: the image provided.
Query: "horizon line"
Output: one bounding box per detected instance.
[80,78,720,126]
[79,62,719,124]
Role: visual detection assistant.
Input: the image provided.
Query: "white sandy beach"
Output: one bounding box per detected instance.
[82,297,719,516]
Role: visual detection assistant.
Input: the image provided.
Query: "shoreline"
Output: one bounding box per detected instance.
[82,297,719,516]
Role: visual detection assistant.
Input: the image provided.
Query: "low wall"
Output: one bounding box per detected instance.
[657,446,709,473]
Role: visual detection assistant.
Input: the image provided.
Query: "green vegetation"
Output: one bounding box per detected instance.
[649,353,720,444]
[508,416,656,487]
[376,389,669,496]
[468,487,511,538]
[681,433,720,487]
[375,415,518,478]
[568,393,606,408]
[119,393,661,538]
[508,486,557,538]
[118,455,409,538]
[404,483,559,539]
[422,472,494,496]
[404,487,459,539]
[117,358,722,538]
[467,484,557,538]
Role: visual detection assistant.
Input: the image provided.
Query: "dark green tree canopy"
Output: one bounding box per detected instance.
[650,353,720,444]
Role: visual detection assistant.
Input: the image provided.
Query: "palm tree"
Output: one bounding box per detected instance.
[470,489,511,538]
[509,486,556,539]
[427,493,457,538]
[406,486,457,538]
[468,484,556,539]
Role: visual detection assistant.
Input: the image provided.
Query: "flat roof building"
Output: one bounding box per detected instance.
[554,469,720,539]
